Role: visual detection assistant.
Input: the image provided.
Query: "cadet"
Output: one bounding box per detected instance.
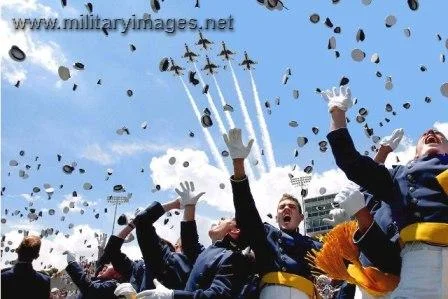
[133,181,205,291]
[136,196,250,298]
[322,85,448,298]
[223,128,321,299]
[1,235,50,299]
[326,132,404,299]
[65,251,124,299]
[106,223,146,292]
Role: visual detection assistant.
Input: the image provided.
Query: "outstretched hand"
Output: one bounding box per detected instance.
[175,181,205,209]
[95,233,107,249]
[136,279,174,299]
[321,86,353,113]
[223,128,254,160]
[380,128,404,151]
[332,184,365,217]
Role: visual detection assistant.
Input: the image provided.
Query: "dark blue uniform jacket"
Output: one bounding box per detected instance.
[134,202,195,291]
[328,127,448,230]
[173,235,250,299]
[1,262,50,299]
[230,176,321,280]
[65,261,117,299]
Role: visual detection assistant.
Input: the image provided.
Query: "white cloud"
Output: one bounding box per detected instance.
[1,224,102,271]
[2,62,27,84]
[149,148,352,235]
[20,193,41,202]
[434,121,448,137]
[1,0,58,18]
[58,193,97,213]
[1,1,65,83]
[81,144,115,166]
[150,148,232,211]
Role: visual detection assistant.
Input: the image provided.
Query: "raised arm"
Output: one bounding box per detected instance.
[223,128,274,266]
[108,223,136,281]
[134,200,179,277]
[178,183,206,264]
[322,86,395,197]
[328,186,401,275]
[65,253,117,297]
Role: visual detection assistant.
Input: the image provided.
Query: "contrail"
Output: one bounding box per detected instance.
[249,70,276,170]
[212,75,235,129]
[179,77,229,176]
[228,61,266,174]
[193,63,227,135]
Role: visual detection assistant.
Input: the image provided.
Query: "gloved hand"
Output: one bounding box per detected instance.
[223,128,254,160]
[136,279,174,299]
[322,208,349,225]
[333,185,365,217]
[123,233,135,243]
[175,181,205,209]
[64,251,76,264]
[114,283,137,299]
[96,233,108,249]
[380,128,404,151]
[321,86,353,113]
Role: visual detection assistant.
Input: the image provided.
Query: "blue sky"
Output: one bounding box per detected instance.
[1,0,447,269]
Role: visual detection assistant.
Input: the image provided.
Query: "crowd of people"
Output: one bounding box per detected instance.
[2,86,447,298]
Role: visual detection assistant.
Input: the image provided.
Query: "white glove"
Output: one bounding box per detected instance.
[136,279,174,299]
[380,128,404,151]
[96,233,108,249]
[114,283,137,299]
[64,251,76,264]
[123,233,135,243]
[175,181,205,209]
[322,208,349,225]
[321,86,353,113]
[223,128,254,160]
[333,185,365,217]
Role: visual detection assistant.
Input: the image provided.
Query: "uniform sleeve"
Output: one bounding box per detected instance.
[95,235,116,275]
[181,220,205,264]
[327,128,394,198]
[173,253,246,299]
[135,202,173,279]
[43,274,51,298]
[230,176,275,269]
[102,235,135,281]
[353,221,401,275]
[65,261,117,297]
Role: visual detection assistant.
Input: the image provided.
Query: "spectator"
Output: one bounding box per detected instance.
[1,235,50,299]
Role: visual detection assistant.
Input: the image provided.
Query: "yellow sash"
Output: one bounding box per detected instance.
[436,169,448,195]
[400,222,448,245]
[261,272,315,298]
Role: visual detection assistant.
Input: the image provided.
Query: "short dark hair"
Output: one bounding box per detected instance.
[16,235,41,262]
[278,193,302,214]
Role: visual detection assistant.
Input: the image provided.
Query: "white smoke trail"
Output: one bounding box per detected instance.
[212,75,235,129]
[193,63,227,135]
[228,61,266,174]
[179,77,229,175]
[249,70,276,170]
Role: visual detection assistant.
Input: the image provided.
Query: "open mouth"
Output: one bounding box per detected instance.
[283,215,291,223]
[425,134,440,144]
